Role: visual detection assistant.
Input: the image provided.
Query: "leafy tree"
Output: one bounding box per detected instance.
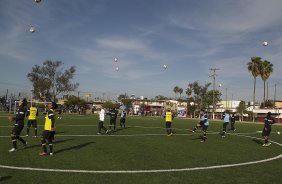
[247,57,262,121]
[27,60,79,101]
[173,86,179,99]
[236,101,247,121]
[121,99,133,109]
[259,60,273,107]
[187,81,211,110]
[185,84,193,97]
[260,100,274,108]
[118,94,128,101]
[178,88,183,99]
[155,95,168,100]
[0,96,5,106]
[206,90,222,108]
[103,101,120,110]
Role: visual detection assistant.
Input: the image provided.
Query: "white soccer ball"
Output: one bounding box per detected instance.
[263,41,268,46]
[114,58,118,62]
[29,26,35,33]
[278,131,280,135]
[163,64,167,69]
[115,67,119,71]
[35,0,42,3]
[219,83,222,87]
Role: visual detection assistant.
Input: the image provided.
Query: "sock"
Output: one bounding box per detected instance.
[12,139,17,149]
[18,137,26,145]
[203,132,207,140]
[41,140,47,153]
[49,143,53,153]
[35,128,37,136]
[26,128,30,135]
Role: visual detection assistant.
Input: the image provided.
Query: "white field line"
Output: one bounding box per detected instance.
[0,132,220,138]
[0,133,282,173]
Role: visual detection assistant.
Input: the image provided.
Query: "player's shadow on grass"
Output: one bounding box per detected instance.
[24,139,74,150]
[0,176,12,182]
[251,138,262,145]
[55,141,95,155]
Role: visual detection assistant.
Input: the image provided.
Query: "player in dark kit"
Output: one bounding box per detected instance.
[262,112,275,147]
[26,103,39,137]
[40,102,57,156]
[120,110,126,128]
[109,108,118,131]
[191,109,209,142]
[8,98,28,152]
[230,113,236,131]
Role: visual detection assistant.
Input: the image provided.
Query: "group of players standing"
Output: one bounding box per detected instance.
[97,107,127,135]
[8,98,59,156]
[164,109,276,146]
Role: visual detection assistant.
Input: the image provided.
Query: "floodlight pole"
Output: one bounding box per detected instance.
[209,68,220,119]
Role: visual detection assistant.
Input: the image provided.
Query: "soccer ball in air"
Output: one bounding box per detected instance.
[115,67,119,71]
[29,26,35,33]
[114,58,118,62]
[163,64,167,69]
[219,83,222,87]
[263,41,268,46]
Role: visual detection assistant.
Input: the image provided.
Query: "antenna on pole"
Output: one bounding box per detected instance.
[209,68,220,119]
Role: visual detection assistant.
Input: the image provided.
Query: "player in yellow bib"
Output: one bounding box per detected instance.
[26,103,39,137]
[165,108,174,136]
[40,102,57,156]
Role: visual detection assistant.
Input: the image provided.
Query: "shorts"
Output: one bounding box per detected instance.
[110,118,116,125]
[202,125,208,131]
[12,124,24,136]
[262,127,271,137]
[27,120,37,128]
[166,122,172,128]
[120,118,125,124]
[42,130,55,141]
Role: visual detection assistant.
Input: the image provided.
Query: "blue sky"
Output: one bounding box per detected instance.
[0,0,282,102]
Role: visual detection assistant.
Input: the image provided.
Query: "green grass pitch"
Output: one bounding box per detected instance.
[0,114,282,184]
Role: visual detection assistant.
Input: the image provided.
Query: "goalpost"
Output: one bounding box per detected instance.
[12,100,52,114]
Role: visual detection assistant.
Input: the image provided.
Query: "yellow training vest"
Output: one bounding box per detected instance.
[28,107,38,120]
[44,109,55,131]
[165,112,172,122]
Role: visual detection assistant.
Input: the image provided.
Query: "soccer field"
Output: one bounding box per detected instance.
[0,114,282,184]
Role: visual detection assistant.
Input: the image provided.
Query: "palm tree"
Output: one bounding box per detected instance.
[173,86,179,100]
[186,84,193,98]
[259,60,273,107]
[247,57,262,121]
[178,88,183,99]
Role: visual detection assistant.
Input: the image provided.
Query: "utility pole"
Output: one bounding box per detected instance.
[274,84,277,109]
[267,82,269,100]
[225,88,228,109]
[209,68,220,119]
